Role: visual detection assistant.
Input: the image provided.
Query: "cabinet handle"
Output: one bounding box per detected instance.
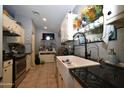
[61,77,63,80]
[108,11,112,15]
[8,26,10,29]
[4,69,7,72]
[8,62,11,64]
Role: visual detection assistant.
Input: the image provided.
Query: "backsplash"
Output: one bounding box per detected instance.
[3,36,10,53]
[74,27,124,63]
[35,30,61,54]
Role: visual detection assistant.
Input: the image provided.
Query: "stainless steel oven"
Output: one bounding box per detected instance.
[13,55,26,87]
[8,43,26,87]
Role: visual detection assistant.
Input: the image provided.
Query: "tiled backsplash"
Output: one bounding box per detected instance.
[74,28,124,63]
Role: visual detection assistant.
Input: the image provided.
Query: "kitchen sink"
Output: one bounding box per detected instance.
[58,56,100,69]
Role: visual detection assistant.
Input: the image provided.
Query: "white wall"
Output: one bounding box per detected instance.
[0,5,3,79]
[35,29,61,54]
[15,16,32,44]
[15,16,33,53]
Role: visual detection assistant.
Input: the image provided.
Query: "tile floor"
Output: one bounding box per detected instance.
[18,63,57,88]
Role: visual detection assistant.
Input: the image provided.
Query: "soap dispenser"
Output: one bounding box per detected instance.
[108,48,119,64]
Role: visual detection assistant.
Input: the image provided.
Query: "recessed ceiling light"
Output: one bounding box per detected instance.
[44,26,47,29]
[42,17,47,22]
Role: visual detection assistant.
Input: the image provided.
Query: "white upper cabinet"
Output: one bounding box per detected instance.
[3,13,21,36]
[3,13,14,30]
[61,13,77,43]
[3,13,24,44]
[104,5,124,27]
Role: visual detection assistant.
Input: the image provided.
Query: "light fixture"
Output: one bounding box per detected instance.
[44,26,47,29]
[42,17,47,22]
[46,36,50,40]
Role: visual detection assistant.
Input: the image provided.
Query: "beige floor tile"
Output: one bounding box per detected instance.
[17,63,57,88]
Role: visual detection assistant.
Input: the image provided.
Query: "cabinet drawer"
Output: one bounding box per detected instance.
[3,60,13,68]
[40,54,55,62]
[3,64,13,88]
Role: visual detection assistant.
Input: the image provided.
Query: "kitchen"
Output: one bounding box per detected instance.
[0,5,124,88]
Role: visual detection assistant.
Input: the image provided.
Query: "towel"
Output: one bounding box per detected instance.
[102,25,115,45]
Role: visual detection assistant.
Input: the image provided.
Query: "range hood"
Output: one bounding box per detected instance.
[3,30,20,36]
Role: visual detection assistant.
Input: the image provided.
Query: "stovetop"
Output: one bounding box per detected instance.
[3,52,26,61]
[3,53,12,61]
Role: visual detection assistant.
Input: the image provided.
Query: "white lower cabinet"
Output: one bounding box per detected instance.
[2,60,13,88]
[39,53,55,63]
[57,72,65,88]
[57,58,83,88]
[57,59,74,88]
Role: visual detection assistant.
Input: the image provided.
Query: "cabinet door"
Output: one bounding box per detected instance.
[3,13,22,36]
[104,5,124,24]
[61,16,67,42]
[3,65,13,88]
[58,72,65,88]
[14,24,22,36]
[58,73,63,87]
[3,14,13,30]
[60,13,77,42]
[6,25,23,44]
[67,13,75,41]
[14,25,23,43]
[39,54,55,63]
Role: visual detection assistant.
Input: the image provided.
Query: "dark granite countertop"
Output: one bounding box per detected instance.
[3,58,12,61]
[39,51,56,54]
[104,60,124,70]
[3,56,12,61]
[70,62,124,88]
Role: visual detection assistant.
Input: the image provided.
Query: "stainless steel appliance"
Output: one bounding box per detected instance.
[9,43,26,87]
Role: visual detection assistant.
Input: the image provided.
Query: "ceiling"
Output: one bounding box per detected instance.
[5,5,76,32]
